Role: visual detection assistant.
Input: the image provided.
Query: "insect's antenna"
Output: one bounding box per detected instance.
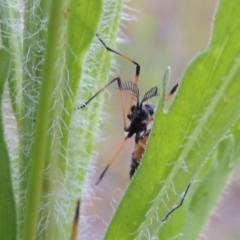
[121,81,140,105]
[162,183,191,222]
[95,138,128,185]
[165,83,179,101]
[140,87,159,106]
[70,199,80,240]
[96,34,141,113]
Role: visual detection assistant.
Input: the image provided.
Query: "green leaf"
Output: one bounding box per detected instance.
[104,0,240,239]
[0,48,16,240]
[59,0,104,175]
[160,116,240,239]
[75,0,125,173]
[0,0,125,239]
[21,1,102,239]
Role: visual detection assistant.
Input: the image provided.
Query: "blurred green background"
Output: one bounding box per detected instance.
[84,0,240,239]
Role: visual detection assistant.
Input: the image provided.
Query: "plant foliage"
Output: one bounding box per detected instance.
[104,0,240,239]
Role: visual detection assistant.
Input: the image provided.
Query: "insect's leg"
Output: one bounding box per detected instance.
[162,183,191,222]
[78,76,128,129]
[70,199,80,240]
[165,83,179,101]
[76,77,121,109]
[95,138,128,185]
[118,84,127,129]
[96,34,140,114]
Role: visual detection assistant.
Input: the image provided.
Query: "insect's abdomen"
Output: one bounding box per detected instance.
[130,134,149,178]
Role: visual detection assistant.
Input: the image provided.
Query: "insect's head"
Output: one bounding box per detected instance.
[129,103,155,122]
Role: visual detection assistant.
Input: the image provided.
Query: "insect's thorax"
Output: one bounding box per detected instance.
[124,103,155,143]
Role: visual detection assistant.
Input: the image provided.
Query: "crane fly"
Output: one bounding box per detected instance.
[78,35,190,221]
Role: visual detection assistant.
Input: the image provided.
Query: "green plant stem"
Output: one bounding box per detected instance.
[22,1,66,239]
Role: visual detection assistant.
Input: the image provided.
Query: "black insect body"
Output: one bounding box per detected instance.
[120,81,158,178]
[127,103,153,177]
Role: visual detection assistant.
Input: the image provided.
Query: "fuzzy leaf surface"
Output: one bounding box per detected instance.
[0,48,16,240]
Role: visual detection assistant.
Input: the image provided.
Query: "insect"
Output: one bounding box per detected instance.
[79,35,190,221]
[79,35,178,183]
